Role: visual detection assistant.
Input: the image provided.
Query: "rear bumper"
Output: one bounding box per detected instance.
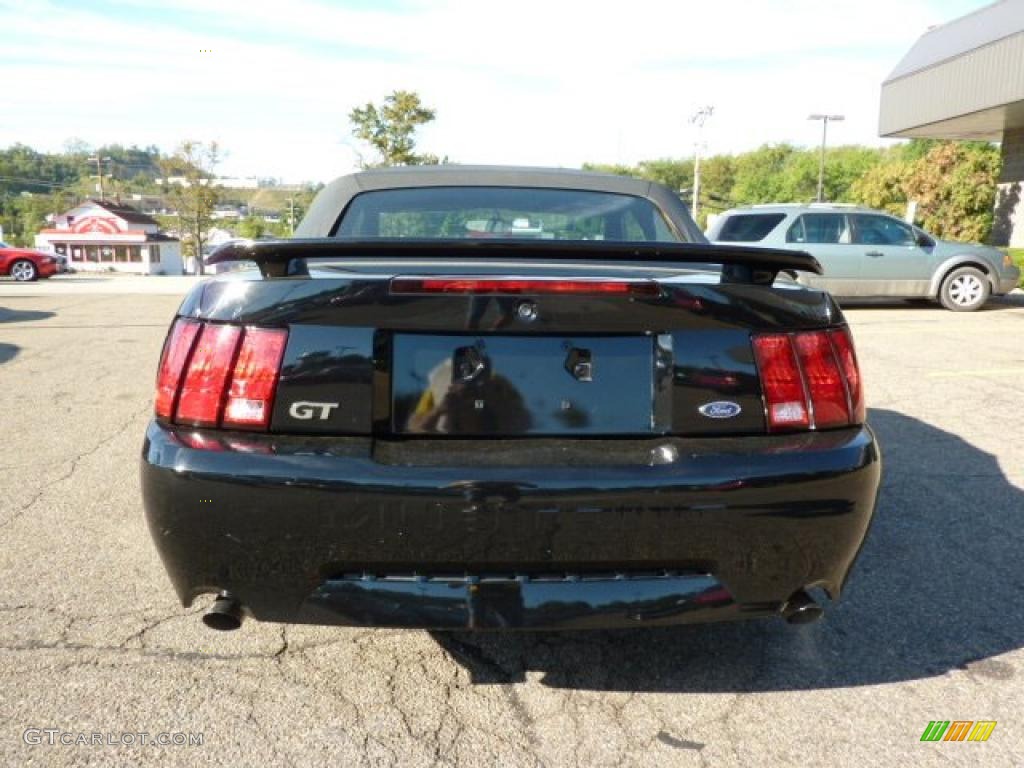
[995,272,1020,295]
[141,421,881,628]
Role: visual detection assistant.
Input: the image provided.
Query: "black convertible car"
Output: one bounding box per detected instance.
[141,166,881,631]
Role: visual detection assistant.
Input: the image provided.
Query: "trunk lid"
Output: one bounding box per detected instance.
[180,241,836,439]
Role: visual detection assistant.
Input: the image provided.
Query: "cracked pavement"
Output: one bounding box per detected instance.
[1,277,1022,766]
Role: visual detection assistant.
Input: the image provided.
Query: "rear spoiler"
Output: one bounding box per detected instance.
[207,238,823,282]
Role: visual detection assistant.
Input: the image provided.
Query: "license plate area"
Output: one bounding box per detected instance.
[392,334,656,435]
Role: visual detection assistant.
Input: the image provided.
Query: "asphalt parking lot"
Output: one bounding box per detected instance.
[1,275,1022,767]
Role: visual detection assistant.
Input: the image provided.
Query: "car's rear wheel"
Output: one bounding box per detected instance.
[10,259,38,282]
[939,266,989,311]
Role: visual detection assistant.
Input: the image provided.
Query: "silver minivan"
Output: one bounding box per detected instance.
[706,204,1020,311]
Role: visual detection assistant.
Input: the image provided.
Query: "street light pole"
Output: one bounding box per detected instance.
[807,114,844,202]
[690,105,714,221]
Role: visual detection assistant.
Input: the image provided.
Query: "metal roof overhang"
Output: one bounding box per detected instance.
[879,1,1024,140]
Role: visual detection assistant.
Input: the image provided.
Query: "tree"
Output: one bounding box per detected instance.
[850,141,1001,241]
[159,141,221,274]
[903,142,1000,242]
[237,216,266,240]
[635,158,694,194]
[848,155,911,217]
[581,162,636,177]
[349,90,437,167]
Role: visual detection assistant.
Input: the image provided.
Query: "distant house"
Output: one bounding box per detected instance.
[35,199,182,275]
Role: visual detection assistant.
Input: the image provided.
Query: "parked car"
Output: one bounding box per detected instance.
[706,204,1021,311]
[0,242,59,281]
[141,166,881,632]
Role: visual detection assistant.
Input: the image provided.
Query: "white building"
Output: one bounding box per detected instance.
[35,199,183,275]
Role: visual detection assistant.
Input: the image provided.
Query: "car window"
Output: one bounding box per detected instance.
[786,214,849,245]
[851,214,916,246]
[334,187,682,242]
[0,242,9,249]
[716,213,786,242]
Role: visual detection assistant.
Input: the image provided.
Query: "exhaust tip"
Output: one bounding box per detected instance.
[202,593,244,631]
[783,589,824,625]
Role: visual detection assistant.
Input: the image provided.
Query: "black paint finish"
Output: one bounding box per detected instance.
[143,243,879,630]
[140,421,881,627]
[178,275,839,438]
[271,325,374,435]
[304,573,734,629]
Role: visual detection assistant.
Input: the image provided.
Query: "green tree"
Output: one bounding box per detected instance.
[635,158,694,194]
[850,141,1000,241]
[849,155,911,217]
[159,141,222,274]
[349,90,438,167]
[237,216,266,240]
[729,144,800,204]
[904,142,1000,241]
[581,162,636,177]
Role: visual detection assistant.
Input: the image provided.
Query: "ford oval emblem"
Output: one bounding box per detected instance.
[698,401,742,419]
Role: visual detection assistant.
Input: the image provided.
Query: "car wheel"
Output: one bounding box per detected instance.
[10,259,38,282]
[939,266,989,311]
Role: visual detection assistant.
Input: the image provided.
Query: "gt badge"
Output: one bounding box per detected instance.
[698,401,742,419]
[289,401,340,420]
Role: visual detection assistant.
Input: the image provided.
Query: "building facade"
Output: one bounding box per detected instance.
[880,0,1024,247]
[35,199,183,275]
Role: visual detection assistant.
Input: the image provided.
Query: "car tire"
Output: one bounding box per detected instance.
[939,266,989,311]
[10,259,38,282]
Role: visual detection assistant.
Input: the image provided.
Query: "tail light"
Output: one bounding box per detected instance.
[154,320,287,431]
[828,327,865,423]
[223,328,288,428]
[753,327,865,432]
[751,334,810,430]
[793,332,848,429]
[155,319,201,419]
[176,324,243,426]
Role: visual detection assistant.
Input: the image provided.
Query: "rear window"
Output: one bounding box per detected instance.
[715,213,785,242]
[334,187,681,242]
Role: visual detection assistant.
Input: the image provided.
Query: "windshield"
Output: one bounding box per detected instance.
[334,186,681,242]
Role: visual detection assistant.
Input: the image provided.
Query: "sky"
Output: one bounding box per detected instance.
[0,0,987,183]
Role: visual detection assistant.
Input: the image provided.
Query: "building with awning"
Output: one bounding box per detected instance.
[879,0,1024,246]
[35,199,182,274]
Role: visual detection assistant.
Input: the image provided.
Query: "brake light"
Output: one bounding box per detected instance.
[753,328,865,432]
[176,324,243,426]
[155,319,201,419]
[829,327,865,423]
[223,328,288,429]
[752,334,810,430]
[154,320,289,431]
[793,332,848,428]
[390,277,660,296]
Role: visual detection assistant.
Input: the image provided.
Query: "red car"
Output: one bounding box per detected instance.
[0,242,59,281]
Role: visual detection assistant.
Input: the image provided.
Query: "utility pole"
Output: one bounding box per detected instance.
[689,106,714,222]
[288,196,295,236]
[88,155,111,201]
[808,114,844,202]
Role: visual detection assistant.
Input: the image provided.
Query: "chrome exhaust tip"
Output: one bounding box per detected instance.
[782,589,824,625]
[202,592,244,631]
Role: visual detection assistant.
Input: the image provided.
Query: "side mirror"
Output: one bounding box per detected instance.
[916,232,934,247]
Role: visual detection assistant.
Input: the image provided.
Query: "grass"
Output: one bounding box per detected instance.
[1009,249,1024,288]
